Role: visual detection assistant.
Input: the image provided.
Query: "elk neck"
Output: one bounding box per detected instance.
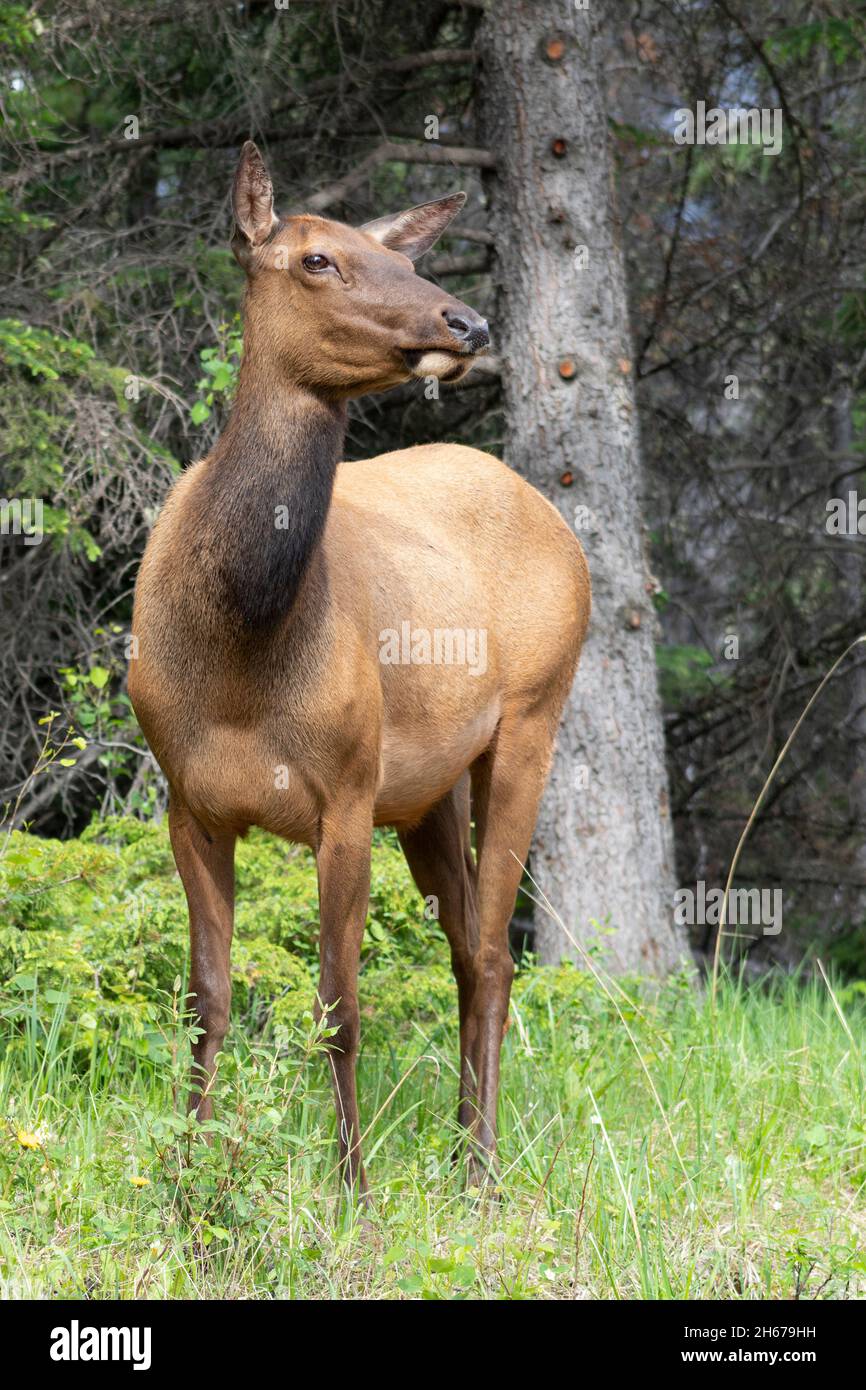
[194,349,347,633]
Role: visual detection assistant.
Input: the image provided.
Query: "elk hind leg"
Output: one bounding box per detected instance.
[398,774,480,1140]
[466,709,561,1175]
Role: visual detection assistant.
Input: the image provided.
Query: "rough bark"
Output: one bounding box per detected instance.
[834,390,866,926]
[478,0,687,973]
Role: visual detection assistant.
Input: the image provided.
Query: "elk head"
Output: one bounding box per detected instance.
[230,141,490,398]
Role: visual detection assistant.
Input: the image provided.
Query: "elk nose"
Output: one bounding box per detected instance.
[443,307,490,353]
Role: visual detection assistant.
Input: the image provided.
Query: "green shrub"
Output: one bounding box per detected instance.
[5,817,565,1065]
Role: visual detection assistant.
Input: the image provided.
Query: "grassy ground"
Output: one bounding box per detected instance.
[1,819,865,1299]
[2,965,866,1299]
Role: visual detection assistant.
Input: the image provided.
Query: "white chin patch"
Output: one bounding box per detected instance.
[410,350,467,380]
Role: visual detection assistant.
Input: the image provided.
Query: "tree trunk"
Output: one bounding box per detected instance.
[834,388,866,930]
[477,0,687,973]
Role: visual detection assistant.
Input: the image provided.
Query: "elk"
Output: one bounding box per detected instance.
[129,142,590,1195]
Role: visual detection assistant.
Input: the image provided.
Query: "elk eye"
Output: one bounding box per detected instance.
[302,253,330,272]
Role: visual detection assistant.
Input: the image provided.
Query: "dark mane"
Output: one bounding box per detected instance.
[194,391,346,631]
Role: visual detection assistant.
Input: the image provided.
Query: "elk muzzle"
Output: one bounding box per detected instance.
[403,300,490,383]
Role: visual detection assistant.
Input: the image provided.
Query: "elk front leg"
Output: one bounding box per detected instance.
[315,804,373,1197]
[168,797,237,1123]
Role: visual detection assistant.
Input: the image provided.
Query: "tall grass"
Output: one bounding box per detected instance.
[2,965,864,1299]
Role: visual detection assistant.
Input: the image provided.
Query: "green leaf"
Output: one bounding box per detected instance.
[398,1274,424,1294]
[210,363,235,391]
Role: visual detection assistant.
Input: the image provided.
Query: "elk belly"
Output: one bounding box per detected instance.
[374,699,501,826]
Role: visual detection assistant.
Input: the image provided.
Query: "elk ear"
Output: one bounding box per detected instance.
[231,141,278,261]
[359,192,466,262]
